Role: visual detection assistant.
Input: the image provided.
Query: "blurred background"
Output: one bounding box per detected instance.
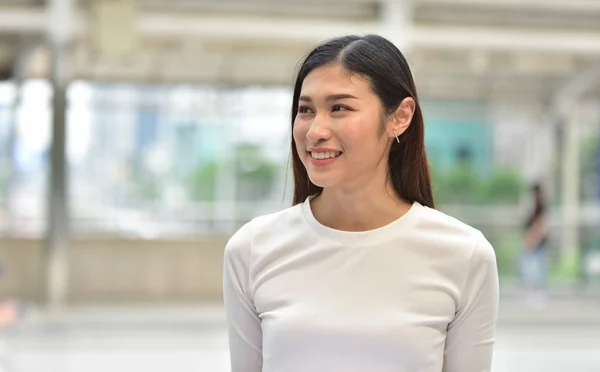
[0,0,599,371]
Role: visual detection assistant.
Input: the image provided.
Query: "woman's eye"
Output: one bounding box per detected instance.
[298,106,314,114]
[332,104,350,112]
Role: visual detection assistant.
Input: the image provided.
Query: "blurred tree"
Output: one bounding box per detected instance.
[235,143,277,201]
[438,161,484,204]
[188,142,277,202]
[483,167,524,204]
[491,232,521,278]
[189,161,217,201]
[431,161,524,205]
[430,163,445,202]
[136,175,160,202]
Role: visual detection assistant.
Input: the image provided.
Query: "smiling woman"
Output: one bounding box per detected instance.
[223,34,499,372]
[291,36,433,209]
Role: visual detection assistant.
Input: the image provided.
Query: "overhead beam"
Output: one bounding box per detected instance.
[137,14,377,43]
[418,0,600,12]
[413,26,600,55]
[138,14,600,55]
[0,7,599,55]
[0,7,45,33]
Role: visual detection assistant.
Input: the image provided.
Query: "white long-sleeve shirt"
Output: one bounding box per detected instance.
[223,197,499,372]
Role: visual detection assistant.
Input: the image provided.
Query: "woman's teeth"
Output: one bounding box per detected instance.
[310,151,341,159]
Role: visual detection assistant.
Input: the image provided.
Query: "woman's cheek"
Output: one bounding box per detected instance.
[292,120,305,143]
[338,117,363,141]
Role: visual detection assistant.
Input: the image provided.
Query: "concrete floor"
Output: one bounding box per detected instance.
[1,300,600,372]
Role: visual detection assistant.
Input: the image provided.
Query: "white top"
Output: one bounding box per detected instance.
[223,197,499,372]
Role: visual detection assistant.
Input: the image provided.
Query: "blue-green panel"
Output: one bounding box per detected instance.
[421,100,492,176]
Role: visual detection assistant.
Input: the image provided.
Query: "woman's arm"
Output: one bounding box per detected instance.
[223,223,263,372]
[525,215,547,250]
[443,233,499,372]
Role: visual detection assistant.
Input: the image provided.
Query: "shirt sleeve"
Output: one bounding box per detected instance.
[222,222,263,372]
[443,232,500,372]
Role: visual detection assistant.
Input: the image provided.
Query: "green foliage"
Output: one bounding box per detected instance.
[188,142,277,202]
[580,133,599,201]
[444,162,484,204]
[189,162,217,201]
[135,176,161,202]
[482,167,524,204]
[235,143,277,201]
[432,161,524,205]
[492,232,522,278]
[551,249,579,283]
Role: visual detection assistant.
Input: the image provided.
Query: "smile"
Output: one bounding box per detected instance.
[308,151,342,166]
[309,151,342,160]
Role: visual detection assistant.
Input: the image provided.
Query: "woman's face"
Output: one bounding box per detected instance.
[293,63,399,192]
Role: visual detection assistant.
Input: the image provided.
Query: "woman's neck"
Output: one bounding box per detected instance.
[310,181,412,232]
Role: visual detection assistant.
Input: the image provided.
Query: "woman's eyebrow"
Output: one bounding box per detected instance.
[299,94,359,102]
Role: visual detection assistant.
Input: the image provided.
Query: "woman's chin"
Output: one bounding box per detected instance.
[308,175,338,189]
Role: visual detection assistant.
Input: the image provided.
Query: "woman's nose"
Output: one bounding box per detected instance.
[306,115,331,142]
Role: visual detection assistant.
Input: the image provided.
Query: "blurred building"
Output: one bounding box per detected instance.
[0,0,598,305]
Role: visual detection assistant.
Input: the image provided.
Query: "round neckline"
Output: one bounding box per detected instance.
[301,195,423,247]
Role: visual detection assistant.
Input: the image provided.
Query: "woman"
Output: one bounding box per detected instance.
[521,183,548,303]
[223,34,499,372]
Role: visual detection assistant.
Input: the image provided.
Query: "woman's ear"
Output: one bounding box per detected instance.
[386,97,416,140]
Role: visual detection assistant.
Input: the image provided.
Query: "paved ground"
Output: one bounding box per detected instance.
[1,296,600,372]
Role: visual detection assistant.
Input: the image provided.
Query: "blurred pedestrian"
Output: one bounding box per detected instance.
[520,182,549,306]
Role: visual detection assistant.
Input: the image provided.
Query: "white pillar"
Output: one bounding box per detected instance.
[560,107,581,256]
[45,0,73,311]
[378,0,415,52]
[540,108,559,201]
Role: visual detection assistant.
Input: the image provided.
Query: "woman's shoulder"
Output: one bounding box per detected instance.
[251,203,306,233]
[416,204,495,258]
[417,204,479,234]
[224,203,305,253]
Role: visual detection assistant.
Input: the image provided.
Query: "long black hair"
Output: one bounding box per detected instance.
[525,183,546,229]
[290,34,434,208]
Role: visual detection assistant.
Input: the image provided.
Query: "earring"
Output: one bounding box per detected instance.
[393,130,400,143]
